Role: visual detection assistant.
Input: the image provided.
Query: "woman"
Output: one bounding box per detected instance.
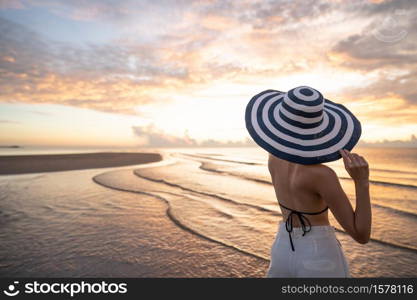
[245,86,372,277]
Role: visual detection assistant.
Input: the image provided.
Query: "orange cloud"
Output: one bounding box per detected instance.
[0,0,415,146]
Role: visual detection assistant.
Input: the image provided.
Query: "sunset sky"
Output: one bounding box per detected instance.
[0,0,416,148]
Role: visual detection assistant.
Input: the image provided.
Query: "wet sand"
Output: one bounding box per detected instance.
[0,151,269,277]
[0,152,162,175]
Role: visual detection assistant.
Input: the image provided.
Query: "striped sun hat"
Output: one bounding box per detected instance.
[245,86,362,165]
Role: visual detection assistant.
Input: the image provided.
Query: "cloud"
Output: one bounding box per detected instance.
[27,110,50,116]
[330,24,417,70]
[354,0,417,15]
[328,1,417,105]
[0,16,192,114]
[131,124,256,147]
[26,0,193,23]
[236,0,333,30]
[1,0,416,128]
[132,122,417,148]
[358,134,417,147]
[0,0,24,9]
[132,124,198,147]
[0,6,306,116]
[0,119,20,124]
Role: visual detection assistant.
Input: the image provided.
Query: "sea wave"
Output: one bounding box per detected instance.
[93,167,417,258]
[199,162,417,216]
[177,153,263,165]
[133,170,278,215]
[179,152,417,184]
[92,172,268,261]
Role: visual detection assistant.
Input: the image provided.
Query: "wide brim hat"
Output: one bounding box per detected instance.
[245,86,362,165]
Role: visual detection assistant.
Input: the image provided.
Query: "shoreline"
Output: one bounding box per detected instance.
[0,151,269,277]
[0,152,163,175]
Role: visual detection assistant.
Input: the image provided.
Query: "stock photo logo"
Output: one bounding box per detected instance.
[372,9,408,43]
[2,281,128,297]
[3,281,20,297]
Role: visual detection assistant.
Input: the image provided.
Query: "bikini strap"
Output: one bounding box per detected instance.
[278,202,329,251]
[278,202,328,215]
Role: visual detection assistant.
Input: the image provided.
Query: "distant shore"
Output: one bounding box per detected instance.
[0,152,162,175]
[0,145,20,148]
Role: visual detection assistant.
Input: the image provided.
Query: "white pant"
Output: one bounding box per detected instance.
[266,222,351,277]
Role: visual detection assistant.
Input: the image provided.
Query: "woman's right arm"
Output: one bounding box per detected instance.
[315,149,372,244]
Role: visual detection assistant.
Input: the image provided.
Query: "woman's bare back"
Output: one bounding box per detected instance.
[268,153,331,227]
[268,149,372,244]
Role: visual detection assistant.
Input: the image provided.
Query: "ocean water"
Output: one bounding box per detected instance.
[0,146,416,277]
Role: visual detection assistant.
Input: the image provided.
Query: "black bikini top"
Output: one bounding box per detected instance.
[278,202,329,252]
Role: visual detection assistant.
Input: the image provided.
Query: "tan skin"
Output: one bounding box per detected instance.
[268,149,372,244]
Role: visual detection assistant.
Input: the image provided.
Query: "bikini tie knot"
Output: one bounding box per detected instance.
[284,211,312,252]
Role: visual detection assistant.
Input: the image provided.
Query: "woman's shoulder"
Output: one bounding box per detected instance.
[268,153,332,170]
[309,164,339,185]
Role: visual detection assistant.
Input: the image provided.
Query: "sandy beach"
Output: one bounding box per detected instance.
[0,151,269,277]
[0,152,162,174]
[1,147,416,277]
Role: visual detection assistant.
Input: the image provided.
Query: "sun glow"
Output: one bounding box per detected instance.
[0,1,416,147]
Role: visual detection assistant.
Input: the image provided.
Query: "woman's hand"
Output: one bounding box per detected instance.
[339,149,369,184]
